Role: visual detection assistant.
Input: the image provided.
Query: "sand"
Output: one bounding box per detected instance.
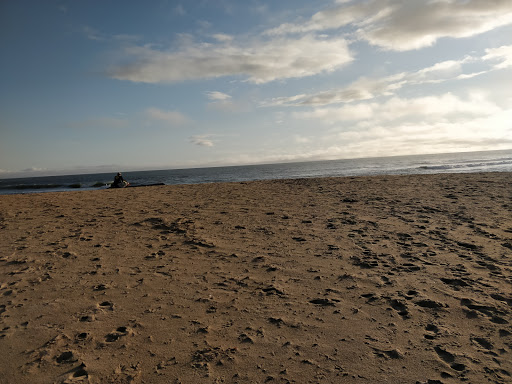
[0,172,511,384]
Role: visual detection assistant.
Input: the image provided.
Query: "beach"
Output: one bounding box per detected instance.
[0,172,511,383]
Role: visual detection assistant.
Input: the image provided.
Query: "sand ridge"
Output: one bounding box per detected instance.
[0,173,511,383]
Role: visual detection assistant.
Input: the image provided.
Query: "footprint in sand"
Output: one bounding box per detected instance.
[0,326,13,338]
[471,337,494,350]
[372,347,403,359]
[68,363,89,380]
[93,283,109,291]
[105,326,133,342]
[56,351,77,364]
[414,299,446,309]
[97,301,114,311]
[424,324,440,340]
[460,298,508,324]
[75,332,90,343]
[388,299,410,318]
[434,346,466,372]
[79,314,95,322]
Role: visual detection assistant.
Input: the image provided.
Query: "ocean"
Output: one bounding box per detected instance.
[1,149,511,195]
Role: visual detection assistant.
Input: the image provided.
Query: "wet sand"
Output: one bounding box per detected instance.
[0,172,511,383]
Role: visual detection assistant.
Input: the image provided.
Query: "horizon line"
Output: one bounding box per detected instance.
[1,148,511,180]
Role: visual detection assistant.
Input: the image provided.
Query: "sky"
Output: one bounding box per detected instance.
[1,0,512,178]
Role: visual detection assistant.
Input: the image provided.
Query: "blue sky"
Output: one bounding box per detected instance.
[1,0,512,177]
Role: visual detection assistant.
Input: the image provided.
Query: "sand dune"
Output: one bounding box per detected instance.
[0,173,511,383]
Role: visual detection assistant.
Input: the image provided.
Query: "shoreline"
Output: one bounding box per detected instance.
[1,172,511,383]
[1,169,511,196]
[2,148,512,195]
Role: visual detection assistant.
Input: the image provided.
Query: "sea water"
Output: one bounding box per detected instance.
[1,149,511,195]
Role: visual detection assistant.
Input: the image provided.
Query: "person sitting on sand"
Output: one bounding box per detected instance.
[112,172,127,188]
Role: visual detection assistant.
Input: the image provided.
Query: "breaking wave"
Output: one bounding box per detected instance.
[418,159,512,171]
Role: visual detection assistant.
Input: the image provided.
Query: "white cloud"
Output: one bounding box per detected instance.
[205,91,232,101]
[264,82,376,107]
[204,91,245,113]
[108,34,353,84]
[331,109,512,155]
[105,2,511,88]
[190,135,215,147]
[360,0,512,51]
[267,0,512,51]
[272,104,512,162]
[146,107,190,126]
[278,90,512,160]
[263,49,507,108]
[294,93,501,124]
[212,33,233,43]
[205,110,512,164]
[483,45,512,69]
[24,167,46,172]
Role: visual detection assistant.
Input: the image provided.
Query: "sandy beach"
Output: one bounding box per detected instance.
[0,172,511,383]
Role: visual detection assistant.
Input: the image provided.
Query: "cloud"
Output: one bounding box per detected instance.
[145,108,190,126]
[264,84,375,107]
[212,33,233,43]
[360,0,512,51]
[174,5,186,16]
[272,103,512,162]
[190,135,215,147]
[283,89,511,158]
[22,167,46,172]
[251,4,269,15]
[330,108,512,156]
[204,115,512,165]
[263,47,512,108]
[483,45,512,69]
[267,0,512,51]
[83,26,104,41]
[107,34,353,84]
[264,60,466,107]
[82,26,140,43]
[203,91,245,113]
[197,20,212,30]
[205,91,232,101]
[294,93,501,125]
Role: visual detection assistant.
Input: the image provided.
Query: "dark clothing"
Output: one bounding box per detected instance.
[112,175,125,188]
